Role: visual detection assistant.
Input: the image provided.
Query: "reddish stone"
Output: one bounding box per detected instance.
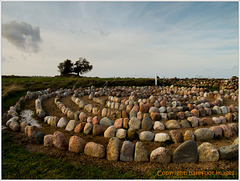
[210,126,223,137]
[177,112,185,120]
[114,118,123,129]
[169,130,183,143]
[150,112,161,121]
[140,104,149,113]
[68,136,86,153]
[74,122,86,133]
[202,117,214,126]
[225,113,233,122]
[229,104,237,112]
[187,104,193,111]
[220,124,233,138]
[160,100,166,107]
[204,108,212,116]
[132,105,139,112]
[53,131,68,150]
[123,118,129,129]
[92,124,105,136]
[92,116,100,125]
[122,110,129,118]
[191,109,199,117]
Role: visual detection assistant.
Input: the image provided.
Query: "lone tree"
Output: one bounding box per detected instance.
[58,59,73,76]
[58,57,93,76]
[73,57,93,76]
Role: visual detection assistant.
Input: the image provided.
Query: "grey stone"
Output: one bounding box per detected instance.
[65,120,77,131]
[154,133,171,142]
[134,141,149,162]
[129,117,141,130]
[181,120,191,128]
[120,141,135,161]
[83,123,93,134]
[153,121,165,131]
[165,120,181,129]
[141,116,153,131]
[100,117,114,127]
[116,129,127,139]
[57,117,68,128]
[218,145,238,160]
[150,147,171,163]
[139,131,155,141]
[9,121,20,132]
[30,130,45,144]
[84,142,105,158]
[198,142,219,162]
[173,140,198,163]
[104,125,116,138]
[194,128,214,141]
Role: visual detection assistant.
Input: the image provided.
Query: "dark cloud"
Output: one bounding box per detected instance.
[2,21,42,53]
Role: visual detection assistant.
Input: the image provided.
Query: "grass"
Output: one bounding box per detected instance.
[2,130,142,179]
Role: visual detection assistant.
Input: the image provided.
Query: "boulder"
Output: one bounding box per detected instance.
[84,142,105,158]
[74,111,80,121]
[57,117,68,128]
[30,130,45,144]
[44,134,53,147]
[92,124,104,136]
[100,117,114,127]
[127,128,138,140]
[172,140,198,163]
[198,142,219,162]
[141,116,153,131]
[120,141,135,161]
[150,112,161,121]
[51,116,59,127]
[20,121,27,132]
[92,116,100,125]
[194,128,214,141]
[107,137,120,161]
[129,110,137,119]
[9,121,20,132]
[69,136,86,153]
[212,117,221,124]
[191,109,199,117]
[65,120,77,131]
[165,120,181,129]
[153,121,165,131]
[123,118,129,129]
[154,133,171,143]
[228,123,238,135]
[210,126,223,137]
[104,125,116,138]
[180,120,191,128]
[218,145,238,160]
[187,116,199,127]
[220,106,228,114]
[87,117,93,123]
[79,112,87,122]
[150,147,171,163]
[83,123,93,134]
[225,113,233,122]
[233,137,238,145]
[169,130,183,143]
[134,141,149,162]
[201,118,214,126]
[219,124,233,138]
[53,131,68,150]
[114,118,123,129]
[25,126,38,137]
[139,131,155,142]
[116,128,127,139]
[184,130,195,141]
[140,104,149,113]
[74,122,86,133]
[129,117,141,130]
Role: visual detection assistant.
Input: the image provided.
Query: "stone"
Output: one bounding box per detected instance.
[154,133,171,142]
[173,140,198,163]
[79,112,87,122]
[210,126,223,137]
[169,130,183,143]
[120,141,135,161]
[100,117,114,127]
[57,117,68,128]
[150,112,161,121]
[229,104,237,112]
[180,120,191,128]
[233,137,238,145]
[116,128,127,139]
[160,113,168,120]
[74,111,80,121]
[51,116,59,127]
[30,130,45,144]
[84,142,105,158]
[225,113,233,122]
[187,116,199,127]
[168,112,177,120]
[53,131,68,150]
[198,142,219,162]
[44,134,53,147]
[83,123,93,134]
[191,109,199,117]
[198,108,206,117]
[69,136,86,153]
[220,106,228,114]
[102,108,108,117]
[104,125,116,138]
[201,118,214,126]
[20,121,27,132]
[212,117,221,124]
[165,120,181,129]
[123,118,129,129]
[153,121,165,131]
[219,116,226,124]
[141,116,153,131]
[92,116,100,125]
[114,118,123,129]
[194,128,214,141]
[107,137,120,161]
[26,126,38,137]
[65,120,77,131]
[184,130,195,141]
[134,141,149,162]
[150,147,171,163]
[92,107,99,115]
[219,124,233,138]
[129,117,141,130]
[218,145,238,160]
[87,117,93,123]
[140,104,149,113]
[177,112,185,120]
[228,123,238,135]
[213,106,222,114]
[74,122,86,133]
[122,110,129,118]
[9,121,20,132]
[159,106,167,113]
[67,111,74,119]
[92,124,104,136]
[139,131,155,141]
[127,128,138,140]
[129,109,137,119]
[149,107,159,113]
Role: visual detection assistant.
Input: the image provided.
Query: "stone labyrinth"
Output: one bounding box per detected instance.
[5,83,239,164]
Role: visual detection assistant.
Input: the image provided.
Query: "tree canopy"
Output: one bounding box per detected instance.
[58,58,93,76]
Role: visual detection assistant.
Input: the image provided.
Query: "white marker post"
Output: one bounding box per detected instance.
[155,73,158,86]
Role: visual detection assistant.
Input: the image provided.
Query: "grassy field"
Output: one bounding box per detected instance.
[2,76,236,179]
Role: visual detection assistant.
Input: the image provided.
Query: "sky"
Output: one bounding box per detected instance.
[1,1,239,78]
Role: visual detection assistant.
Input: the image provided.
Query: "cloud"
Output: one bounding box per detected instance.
[2,20,42,53]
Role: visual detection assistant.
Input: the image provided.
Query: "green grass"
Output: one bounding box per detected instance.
[2,130,142,179]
